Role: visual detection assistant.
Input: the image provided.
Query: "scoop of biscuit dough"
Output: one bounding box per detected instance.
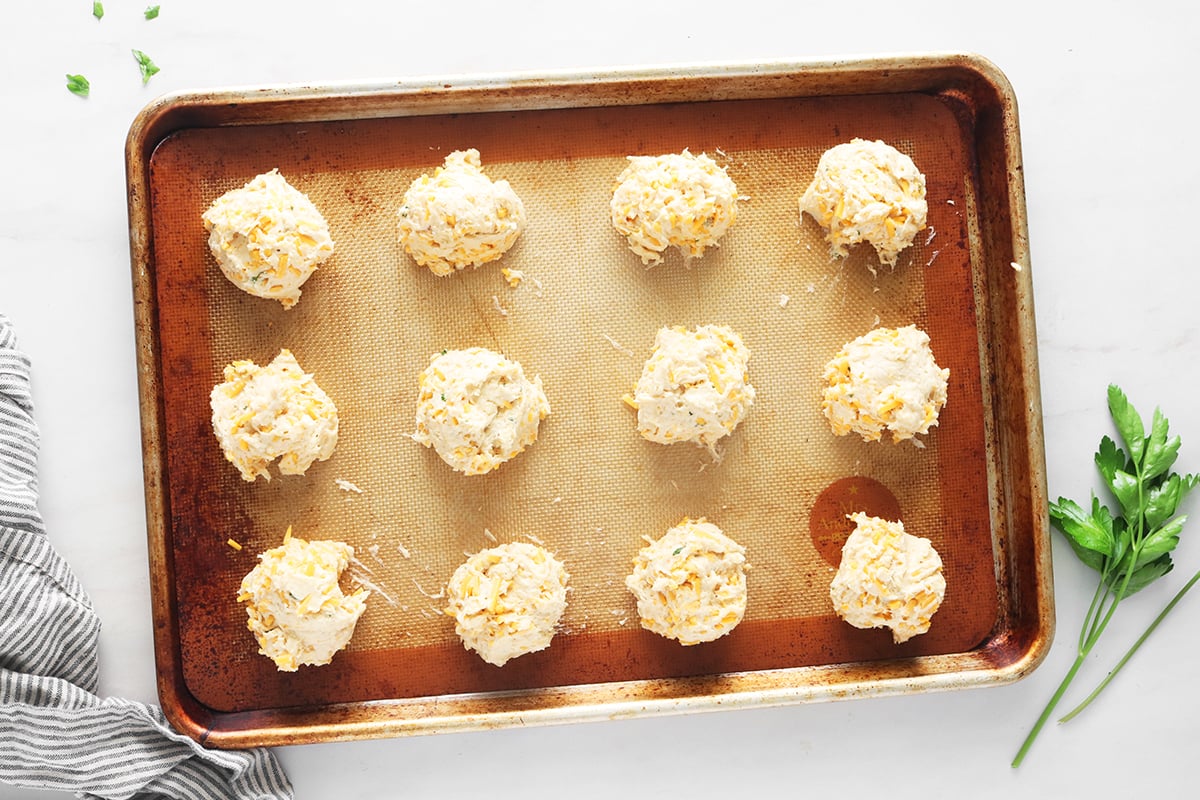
[237,528,369,671]
[822,325,948,444]
[413,348,550,476]
[625,324,755,453]
[829,513,945,644]
[610,150,739,266]
[625,518,748,645]
[444,542,569,666]
[397,149,526,276]
[202,169,334,309]
[800,138,927,269]
[210,349,339,481]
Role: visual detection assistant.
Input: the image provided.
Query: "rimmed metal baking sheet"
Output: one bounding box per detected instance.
[126,52,1052,748]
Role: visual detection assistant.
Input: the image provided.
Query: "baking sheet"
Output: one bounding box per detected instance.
[127,54,1051,746]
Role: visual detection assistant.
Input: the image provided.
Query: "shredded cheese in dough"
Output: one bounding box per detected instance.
[626,324,755,453]
[201,169,334,309]
[210,349,338,482]
[625,518,747,645]
[237,529,369,671]
[822,325,948,444]
[444,542,569,666]
[413,348,550,476]
[829,513,945,644]
[397,149,526,276]
[800,138,927,268]
[610,150,739,265]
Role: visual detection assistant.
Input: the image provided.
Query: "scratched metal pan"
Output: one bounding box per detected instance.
[125,52,1051,748]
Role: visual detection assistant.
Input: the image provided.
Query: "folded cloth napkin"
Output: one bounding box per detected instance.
[0,314,293,799]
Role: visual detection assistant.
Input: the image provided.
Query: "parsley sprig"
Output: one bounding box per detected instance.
[1013,385,1198,766]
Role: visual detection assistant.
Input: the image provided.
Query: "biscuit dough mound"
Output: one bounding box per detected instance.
[413,348,550,476]
[610,150,739,265]
[237,528,369,671]
[397,149,526,276]
[626,325,755,452]
[800,138,927,268]
[625,518,748,645]
[202,169,335,309]
[444,542,569,666]
[210,349,339,481]
[829,513,945,644]
[822,325,948,444]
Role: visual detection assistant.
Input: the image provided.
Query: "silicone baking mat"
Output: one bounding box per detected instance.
[144,91,998,714]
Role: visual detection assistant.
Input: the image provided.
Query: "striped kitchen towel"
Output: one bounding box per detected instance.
[0,314,293,799]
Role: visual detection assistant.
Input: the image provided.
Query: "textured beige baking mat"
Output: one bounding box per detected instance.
[147,94,996,712]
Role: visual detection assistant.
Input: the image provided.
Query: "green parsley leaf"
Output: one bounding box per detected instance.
[1094,435,1126,485]
[1133,519,1183,571]
[1048,496,1111,557]
[1122,554,1174,595]
[66,74,90,97]
[132,49,160,84]
[93,2,104,20]
[672,547,683,555]
[1107,384,1145,463]
[144,5,160,19]
[1144,474,1183,530]
[1142,408,1180,481]
[1107,468,1141,521]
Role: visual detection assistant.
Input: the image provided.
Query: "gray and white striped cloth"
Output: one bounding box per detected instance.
[0,314,293,799]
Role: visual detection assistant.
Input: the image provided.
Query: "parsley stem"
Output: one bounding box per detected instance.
[1011,650,1089,768]
[1014,565,1131,768]
[1082,544,1141,654]
[1059,565,1200,724]
[1079,572,1111,651]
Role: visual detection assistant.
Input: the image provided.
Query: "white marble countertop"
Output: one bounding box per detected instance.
[3,2,1198,797]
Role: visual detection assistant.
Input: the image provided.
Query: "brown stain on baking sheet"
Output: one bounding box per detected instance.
[809,476,904,567]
